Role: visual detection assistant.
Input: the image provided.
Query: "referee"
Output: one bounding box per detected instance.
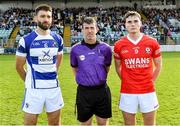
[70,17,112,125]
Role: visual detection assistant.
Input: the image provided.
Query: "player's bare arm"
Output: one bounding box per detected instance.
[16,56,26,81]
[114,59,122,79]
[106,66,110,74]
[56,53,63,71]
[72,67,77,76]
[152,56,162,82]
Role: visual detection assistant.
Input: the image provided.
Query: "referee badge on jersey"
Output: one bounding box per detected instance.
[145,47,151,54]
[79,55,85,61]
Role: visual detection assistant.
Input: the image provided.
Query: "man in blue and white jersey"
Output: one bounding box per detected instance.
[16,4,64,125]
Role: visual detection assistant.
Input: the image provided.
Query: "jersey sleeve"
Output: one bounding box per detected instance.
[113,41,121,60]
[70,47,78,68]
[152,40,161,58]
[105,45,112,66]
[57,35,64,55]
[16,37,27,57]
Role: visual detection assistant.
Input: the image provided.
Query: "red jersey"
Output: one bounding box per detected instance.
[114,34,161,94]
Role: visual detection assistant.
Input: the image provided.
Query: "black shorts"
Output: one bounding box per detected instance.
[76,84,112,122]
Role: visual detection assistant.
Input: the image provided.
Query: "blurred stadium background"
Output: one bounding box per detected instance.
[0,0,179,53]
[0,0,180,125]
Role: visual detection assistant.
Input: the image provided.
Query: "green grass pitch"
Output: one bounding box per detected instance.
[0,52,180,125]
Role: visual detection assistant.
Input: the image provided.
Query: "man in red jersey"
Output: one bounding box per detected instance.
[114,11,162,125]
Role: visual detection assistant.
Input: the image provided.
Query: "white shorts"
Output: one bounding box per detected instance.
[119,92,159,113]
[22,87,64,114]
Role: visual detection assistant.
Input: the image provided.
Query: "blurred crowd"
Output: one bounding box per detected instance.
[0,6,179,48]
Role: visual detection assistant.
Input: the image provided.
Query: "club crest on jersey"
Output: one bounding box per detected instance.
[79,55,85,61]
[145,47,151,54]
[133,47,140,54]
[44,43,48,48]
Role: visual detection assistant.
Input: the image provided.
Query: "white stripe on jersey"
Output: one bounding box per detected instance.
[32,64,56,73]
[35,79,58,88]
[16,38,27,56]
[19,37,26,48]
[25,63,33,88]
[30,48,58,57]
[16,51,27,57]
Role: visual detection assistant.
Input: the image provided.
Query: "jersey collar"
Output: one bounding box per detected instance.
[81,39,100,49]
[127,33,143,45]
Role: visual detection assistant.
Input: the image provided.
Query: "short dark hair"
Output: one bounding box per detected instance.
[124,11,141,21]
[82,17,97,27]
[35,4,52,15]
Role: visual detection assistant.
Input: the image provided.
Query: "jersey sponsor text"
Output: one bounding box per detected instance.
[125,58,150,68]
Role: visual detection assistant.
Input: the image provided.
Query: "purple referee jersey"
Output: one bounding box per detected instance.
[70,40,112,86]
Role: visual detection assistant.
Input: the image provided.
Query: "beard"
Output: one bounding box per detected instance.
[37,21,51,30]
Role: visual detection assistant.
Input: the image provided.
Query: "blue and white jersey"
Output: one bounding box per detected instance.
[16,31,63,89]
